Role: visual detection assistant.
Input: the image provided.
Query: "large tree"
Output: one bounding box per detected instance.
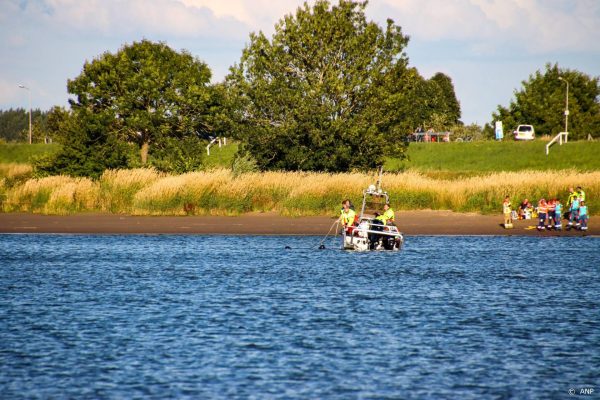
[492,63,600,140]
[67,40,214,164]
[428,73,461,126]
[226,0,413,171]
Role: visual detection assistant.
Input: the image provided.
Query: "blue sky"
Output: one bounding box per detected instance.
[1,0,599,125]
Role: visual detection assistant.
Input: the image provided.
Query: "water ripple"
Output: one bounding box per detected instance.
[1,234,598,399]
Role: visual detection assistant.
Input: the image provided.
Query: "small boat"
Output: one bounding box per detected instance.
[342,178,404,252]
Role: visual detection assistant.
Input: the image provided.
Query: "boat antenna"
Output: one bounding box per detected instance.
[375,166,383,192]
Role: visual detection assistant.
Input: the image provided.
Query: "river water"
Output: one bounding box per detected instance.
[1,234,598,399]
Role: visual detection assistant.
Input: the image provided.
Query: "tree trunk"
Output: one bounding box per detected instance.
[140,141,149,165]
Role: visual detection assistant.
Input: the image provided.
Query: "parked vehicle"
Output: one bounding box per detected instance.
[513,125,535,140]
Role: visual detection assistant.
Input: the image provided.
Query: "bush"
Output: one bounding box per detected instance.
[149,136,205,174]
[231,153,258,177]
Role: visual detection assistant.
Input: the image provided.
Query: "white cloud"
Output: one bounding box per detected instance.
[17,0,253,39]
[372,0,600,54]
[0,79,25,106]
[180,0,306,32]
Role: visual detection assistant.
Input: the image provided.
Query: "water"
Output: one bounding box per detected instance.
[1,234,598,399]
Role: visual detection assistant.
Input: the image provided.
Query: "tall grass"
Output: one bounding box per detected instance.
[2,168,599,215]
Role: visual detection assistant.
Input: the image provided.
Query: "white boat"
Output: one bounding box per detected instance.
[342,182,404,252]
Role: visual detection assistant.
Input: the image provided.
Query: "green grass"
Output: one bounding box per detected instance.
[3,141,599,176]
[385,141,600,174]
[203,142,238,168]
[0,143,60,164]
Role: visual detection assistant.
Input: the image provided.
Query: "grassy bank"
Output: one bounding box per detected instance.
[385,141,600,174]
[3,141,599,174]
[2,168,598,216]
[0,143,60,164]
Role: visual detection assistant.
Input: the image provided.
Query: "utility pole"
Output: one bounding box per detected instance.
[18,84,32,144]
[558,77,569,134]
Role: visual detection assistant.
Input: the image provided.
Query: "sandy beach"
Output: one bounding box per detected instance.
[0,211,595,236]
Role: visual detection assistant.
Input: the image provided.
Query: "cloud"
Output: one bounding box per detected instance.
[11,0,253,40]
[371,0,600,54]
[0,79,26,106]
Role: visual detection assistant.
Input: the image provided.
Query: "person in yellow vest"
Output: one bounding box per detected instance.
[577,186,586,202]
[378,203,395,225]
[370,203,395,249]
[339,199,357,233]
[503,196,513,229]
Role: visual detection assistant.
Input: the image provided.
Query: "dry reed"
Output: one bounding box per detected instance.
[2,168,599,215]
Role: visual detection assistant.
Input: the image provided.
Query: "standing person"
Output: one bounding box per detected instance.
[547,199,556,230]
[554,199,563,230]
[537,199,548,231]
[503,196,513,229]
[567,196,580,230]
[566,187,578,220]
[577,186,586,202]
[578,201,589,231]
[339,199,357,232]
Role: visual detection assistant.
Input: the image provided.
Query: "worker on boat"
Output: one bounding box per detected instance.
[339,199,357,233]
[381,203,395,225]
[370,203,395,249]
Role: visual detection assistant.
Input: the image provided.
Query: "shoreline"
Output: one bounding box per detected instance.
[0,211,596,236]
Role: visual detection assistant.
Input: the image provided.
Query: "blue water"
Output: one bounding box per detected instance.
[1,235,598,399]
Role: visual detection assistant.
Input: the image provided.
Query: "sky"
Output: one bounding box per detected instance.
[1,0,599,125]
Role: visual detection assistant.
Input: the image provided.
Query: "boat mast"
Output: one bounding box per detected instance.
[375,166,383,192]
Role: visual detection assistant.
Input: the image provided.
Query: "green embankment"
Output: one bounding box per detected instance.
[0,143,60,164]
[385,141,600,175]
[2,141,599,173]
[203,143,238,169]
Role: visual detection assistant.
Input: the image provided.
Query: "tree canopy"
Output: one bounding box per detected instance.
[227,0,426,171]
[67,39,214,166]
[492,63,600,140]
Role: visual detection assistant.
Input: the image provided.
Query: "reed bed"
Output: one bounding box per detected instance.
[0,163,33,180]
[2,168,599,215]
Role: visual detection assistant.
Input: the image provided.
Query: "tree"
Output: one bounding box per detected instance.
[0,108,48,142]
[46,106,71,143]
[428,73,461,126]
[35,109,131,178]
[226,0,413,171]
[67,40,214,165]
[492,63,600,140]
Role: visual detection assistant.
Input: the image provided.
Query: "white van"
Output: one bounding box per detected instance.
[513,125,535,140]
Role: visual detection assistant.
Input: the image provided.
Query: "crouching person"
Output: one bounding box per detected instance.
[369,203,395,250]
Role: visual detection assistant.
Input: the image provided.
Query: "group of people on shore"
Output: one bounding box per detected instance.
[503,186,589,231]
